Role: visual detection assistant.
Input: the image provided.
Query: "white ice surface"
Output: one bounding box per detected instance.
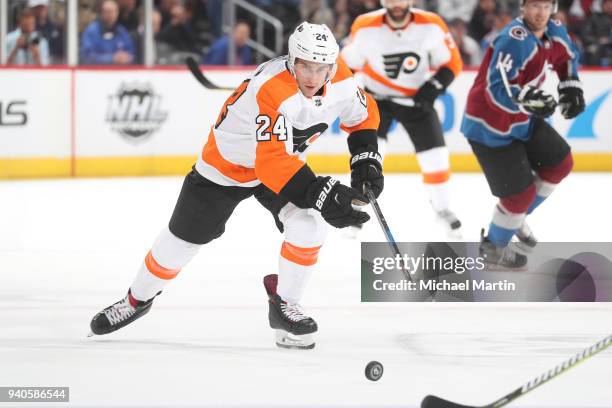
[0,174,611,408]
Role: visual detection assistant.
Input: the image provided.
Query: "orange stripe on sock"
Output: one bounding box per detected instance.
[423,170,450,184]
[145,250,180,280]
[280,242,321,266]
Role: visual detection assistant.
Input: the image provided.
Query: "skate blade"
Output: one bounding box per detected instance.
[87,331,95,338]
[275,330,315,350]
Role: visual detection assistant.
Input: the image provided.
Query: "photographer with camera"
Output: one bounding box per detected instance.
[6,8,50,66]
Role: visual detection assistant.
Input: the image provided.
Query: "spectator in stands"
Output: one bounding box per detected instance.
[79,0,99,33]
[205,0,223,38]
[204,21,253,65]
[468,0,497,42]
[157,0,180,28]
[347,0,379,22]
[118,0,140,32]
[437,0,478,22]
[480,9,513,50]
[582,0,612,65]
[157,3,199,54]
[332,0,351,41]
[6,8,50,66]
[80,0,135,65]
[554,8,584,51]
[131,9,162,64]
[29,0,64,64]
[300,0,335,28]
[448,18,482,66]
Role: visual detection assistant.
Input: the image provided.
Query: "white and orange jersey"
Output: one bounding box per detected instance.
[340,8,462,99]
[195,56,379,194]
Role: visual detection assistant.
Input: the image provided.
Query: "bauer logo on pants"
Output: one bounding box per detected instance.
[105,82,168,143]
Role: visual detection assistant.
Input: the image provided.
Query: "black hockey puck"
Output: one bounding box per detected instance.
[365,361,383,381]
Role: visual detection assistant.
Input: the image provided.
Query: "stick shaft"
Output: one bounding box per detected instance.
[364,187,412,281]
[489,334,612,408]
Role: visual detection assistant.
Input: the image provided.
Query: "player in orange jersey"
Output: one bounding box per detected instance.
[89,23,383,350]
[341,0,463,238]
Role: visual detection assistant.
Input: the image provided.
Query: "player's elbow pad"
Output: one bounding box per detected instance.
[278,165,318,209]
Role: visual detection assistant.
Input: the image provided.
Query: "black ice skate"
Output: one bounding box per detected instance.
[435,208,462,239]
[479,229,528,270]
[88,290,157,336]
[514,221,538,252]
[263,274,317,350]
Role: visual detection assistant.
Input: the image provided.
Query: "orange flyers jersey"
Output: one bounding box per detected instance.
[195,56,379,194]
[341,8,462,99]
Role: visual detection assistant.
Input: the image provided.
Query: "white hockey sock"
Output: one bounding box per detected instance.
[277,256,316,304]
[425,181,451,212]
[416,147,452,212]
[276,204,326,304]
[130,227,201,301]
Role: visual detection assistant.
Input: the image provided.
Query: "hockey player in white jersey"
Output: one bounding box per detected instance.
[341,0,463,238]
[88,23,383,350]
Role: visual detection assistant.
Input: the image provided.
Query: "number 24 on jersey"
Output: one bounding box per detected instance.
[256,114,289,142]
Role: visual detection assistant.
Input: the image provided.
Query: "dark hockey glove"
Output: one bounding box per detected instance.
[306,176,370,228]
[413,67,454,109]
[413,78,444,109]
[516,85,557,118]
[558,79,585,119]
[350,147,384,198]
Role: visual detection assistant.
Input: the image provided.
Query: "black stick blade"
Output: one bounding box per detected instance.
[421,395,477,408]
[185,56,234,91]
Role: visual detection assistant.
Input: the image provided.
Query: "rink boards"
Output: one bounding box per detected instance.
[0,66,610,178]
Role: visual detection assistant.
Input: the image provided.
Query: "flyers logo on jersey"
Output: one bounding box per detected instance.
[293,123,329,153]
[382,52,422,79]
[357,88,367,108]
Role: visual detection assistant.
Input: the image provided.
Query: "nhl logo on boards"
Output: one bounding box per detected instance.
[106,82,168,143]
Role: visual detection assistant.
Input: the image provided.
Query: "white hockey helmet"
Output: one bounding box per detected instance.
[288,22,339,81]
[520,0,558,13]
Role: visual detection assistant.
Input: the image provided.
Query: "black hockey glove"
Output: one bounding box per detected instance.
[350,147,384,198]
[558,79,585,119]
[516,85,557,118]
[306,176,370,228]
[413,78,444,109]
[413,67,454,109]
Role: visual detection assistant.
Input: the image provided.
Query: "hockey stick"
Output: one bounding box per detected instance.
[185,56,235,91]
[364,184,412,282]
[496,59,556,110]
[421,333,612,408]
